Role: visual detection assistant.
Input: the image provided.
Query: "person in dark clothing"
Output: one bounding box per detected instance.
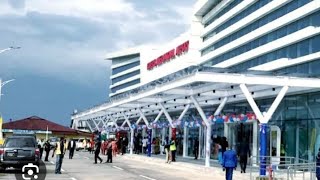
[52,137,66,174]
[194,138,199,160]
[238,141,250,173]
[105,141,113,163]
[68,138,76,159]
[117,138,122,155]
[38,139,44,160]
[44,140,51,161]
[94,141,103,164]
[122,137,128,155]
[316,148,320,180]
[221,137,229,155]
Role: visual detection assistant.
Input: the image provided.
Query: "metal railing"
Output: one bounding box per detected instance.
[249,156,316,180]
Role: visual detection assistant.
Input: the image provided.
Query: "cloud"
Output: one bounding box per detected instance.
[1,0,145,21]
[7,0,25,9]
[0,0,197,124]
[0,0,196,86]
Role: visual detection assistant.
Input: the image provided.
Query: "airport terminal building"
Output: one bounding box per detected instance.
[71,0,320,168]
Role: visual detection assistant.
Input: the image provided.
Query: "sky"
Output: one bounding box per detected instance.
[0,0,196,126]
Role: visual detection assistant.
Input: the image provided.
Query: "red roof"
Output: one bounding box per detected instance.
[3,116,76,134]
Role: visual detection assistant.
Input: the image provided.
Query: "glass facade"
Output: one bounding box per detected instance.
[195,0,320,162]
[111,55,141,95]
[111,79,140,93]
[112,60,140,75]
[112,70,140,84]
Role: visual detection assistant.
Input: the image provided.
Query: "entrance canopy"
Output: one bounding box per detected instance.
[72,67,320,132]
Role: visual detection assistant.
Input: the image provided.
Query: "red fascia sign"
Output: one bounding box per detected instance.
[147,40,189,70]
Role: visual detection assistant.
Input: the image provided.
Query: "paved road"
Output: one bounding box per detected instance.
[0,151,244,180]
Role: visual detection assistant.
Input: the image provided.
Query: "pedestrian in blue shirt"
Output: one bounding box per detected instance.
[223,147,237,180]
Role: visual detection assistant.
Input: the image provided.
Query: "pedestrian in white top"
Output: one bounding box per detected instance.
[142,137,148,154]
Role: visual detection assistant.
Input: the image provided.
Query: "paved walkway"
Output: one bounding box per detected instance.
[118,153,316,180]
[118,153,254,180]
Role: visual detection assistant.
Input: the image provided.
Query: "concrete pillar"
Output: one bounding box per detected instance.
[252,121,258,165]
[162,128,166,143]
[169,127,172,140]
[198,126,202,158]
[183,126,188,157]
[130,129,134,155]
[142,128,146,138]
[205,124,212,167]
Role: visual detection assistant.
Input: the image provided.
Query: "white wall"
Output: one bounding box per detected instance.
[140,19,202,85]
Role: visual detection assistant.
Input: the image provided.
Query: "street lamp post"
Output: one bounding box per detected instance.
[0,79,15,140]
[0,47,20,142]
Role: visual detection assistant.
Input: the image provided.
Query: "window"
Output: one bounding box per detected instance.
[112,61,140,75]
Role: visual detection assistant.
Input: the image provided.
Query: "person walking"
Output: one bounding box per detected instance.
[170,138,177,162]
[222,147,237,180]
[44,140,51,162]
[238,140,250,173]
[105,141,113,163]
[68,138,76,159]
[38,139,44,160]
[90,140,95,154]
[164,141,171,163]
[221,137,229,156]
[94,140,103,164]
[121,137,128,155]
[52,137,66,174]
[194,138,199,160]
[112,139,117,157]
[142,137,148,154]
[316,148,320,180]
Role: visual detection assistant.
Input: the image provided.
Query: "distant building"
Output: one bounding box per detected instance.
[3,116,91,140]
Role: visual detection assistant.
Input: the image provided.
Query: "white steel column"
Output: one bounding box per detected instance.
[138,108,150,126]
[178,104,190,121]
[135,117,142,125]
[159,103,174,128]
[183,125,188,157]
[85,120,94,132]
[252,120,258,164]
[190,96,210,167]
[122,113,134,155]
[162,128,166,142]
[153,110,163,124]
[198,126,202,159]
[178,104,190,158]
[161,128,166,155]
[240,84,288,176]
[110,116,119,128]
[120,120,126,127]
[239,84,289,123]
